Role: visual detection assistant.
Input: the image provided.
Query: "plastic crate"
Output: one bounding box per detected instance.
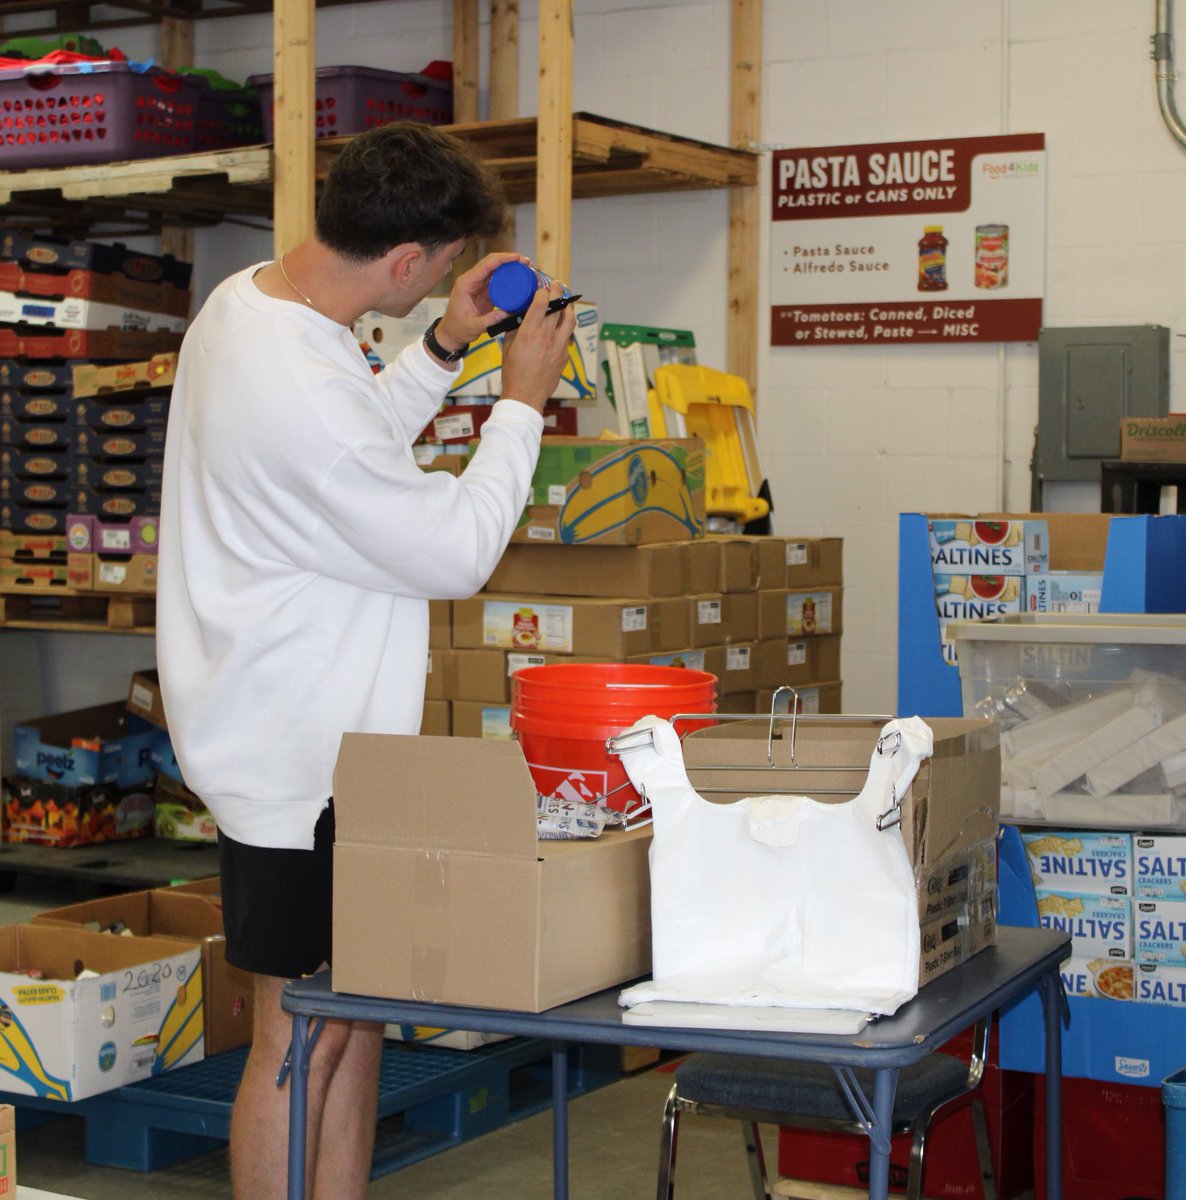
[247,65,452,140]
[194,84,262,151]
[0,61,202,168]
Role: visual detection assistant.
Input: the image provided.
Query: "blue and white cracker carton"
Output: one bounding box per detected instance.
[1035,889,1132,958]
[928,518,1049,575]
[1134,834,1186,899]
[1135,963,1186,1007]
[1059,956,1134,1001]
[1023,830,1131,896]
[1025,571,1104,614]
[1134,899,1186,964]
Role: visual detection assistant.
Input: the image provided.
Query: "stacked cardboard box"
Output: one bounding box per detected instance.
[0,235,186,551]
[425,533,843,740]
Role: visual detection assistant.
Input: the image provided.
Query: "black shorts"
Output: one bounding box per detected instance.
[218,801,335,979]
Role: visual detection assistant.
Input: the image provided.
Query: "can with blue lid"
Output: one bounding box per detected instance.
[487,262,570,314]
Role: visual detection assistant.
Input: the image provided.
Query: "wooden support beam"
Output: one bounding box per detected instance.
[452,0,480,123]
[160,15,196,269]
[535,0,572,280]
[489,0,520,250]
[728,0,761,395]
[273,0,316,256]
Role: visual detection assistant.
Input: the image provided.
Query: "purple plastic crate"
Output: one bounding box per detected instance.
[0,61,202,169]
[246,65,453,141]
[194,84,263,151]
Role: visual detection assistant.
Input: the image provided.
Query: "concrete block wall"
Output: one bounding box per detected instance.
[172,1,1186,713]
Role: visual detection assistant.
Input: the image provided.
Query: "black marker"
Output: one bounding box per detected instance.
[486,294,582,338]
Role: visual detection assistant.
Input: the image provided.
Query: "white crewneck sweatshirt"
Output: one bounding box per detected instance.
[157,265,543,849]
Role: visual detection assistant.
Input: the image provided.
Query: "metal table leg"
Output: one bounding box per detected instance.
[285,1015,325,1200]
[833,1064,898,1200]
[1042,970,1065,1200]
[552,1041,569,1200]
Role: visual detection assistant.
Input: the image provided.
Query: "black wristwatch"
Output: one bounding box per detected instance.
[423,317,469,364]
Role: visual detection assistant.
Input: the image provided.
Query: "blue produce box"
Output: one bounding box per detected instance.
[13,700,156,789]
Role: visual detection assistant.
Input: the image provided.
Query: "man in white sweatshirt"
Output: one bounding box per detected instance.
[157,122,575,1200]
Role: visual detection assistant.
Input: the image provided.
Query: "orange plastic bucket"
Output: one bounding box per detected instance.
[510,663,717,810]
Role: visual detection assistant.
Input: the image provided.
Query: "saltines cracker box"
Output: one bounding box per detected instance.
[1023,830,1131,896]
[1134,834,1186,898]
[1035,890,1132,959]
[1134,899,1186,964]
[928,517,1048,575]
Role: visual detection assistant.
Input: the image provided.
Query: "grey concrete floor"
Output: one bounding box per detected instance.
[13,1064,770,1199]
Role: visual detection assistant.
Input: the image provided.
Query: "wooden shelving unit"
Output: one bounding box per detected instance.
[0,114,756,232]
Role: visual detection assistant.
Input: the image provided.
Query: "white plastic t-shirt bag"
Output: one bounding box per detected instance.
[617,715,932,1018]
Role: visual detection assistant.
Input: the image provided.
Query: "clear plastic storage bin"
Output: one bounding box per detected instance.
[946,614,1186,830]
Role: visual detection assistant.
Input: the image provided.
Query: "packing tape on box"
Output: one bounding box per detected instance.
[411,852,450,999]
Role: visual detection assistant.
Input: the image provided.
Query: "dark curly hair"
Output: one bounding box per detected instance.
[315,122,507,261]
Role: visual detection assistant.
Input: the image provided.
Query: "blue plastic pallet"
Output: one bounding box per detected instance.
[3,1036,620,1176]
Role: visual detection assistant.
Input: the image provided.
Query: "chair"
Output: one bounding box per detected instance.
[655,1016,996,1200]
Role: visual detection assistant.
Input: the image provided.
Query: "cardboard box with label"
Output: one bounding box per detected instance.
[1120,416,1186,463]
[756,635,842,691]
[0,1103,14,1195]
[758,588,844,639]
[0,924,202,1100]
[332,734,653,1011]
[32,888,251,1056]
[686,592,759,649]
[486,541,690,599]
[452,594,689,658]
[514,437,705,546]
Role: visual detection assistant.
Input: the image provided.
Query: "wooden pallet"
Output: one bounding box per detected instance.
[0,587,155,632]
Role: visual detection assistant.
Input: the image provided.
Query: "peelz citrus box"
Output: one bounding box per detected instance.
[0,924,203,1100]
[928,518,1048,575]
[512,437,706,545]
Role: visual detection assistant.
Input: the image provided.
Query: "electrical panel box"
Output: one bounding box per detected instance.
[1034,325,1169,501]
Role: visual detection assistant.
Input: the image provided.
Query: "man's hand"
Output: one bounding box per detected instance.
[433,251,527,353]
[499,280,577,413]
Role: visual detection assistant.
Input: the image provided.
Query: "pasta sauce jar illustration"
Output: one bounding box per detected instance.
[917,226,948,291]
[975,224,1009,289]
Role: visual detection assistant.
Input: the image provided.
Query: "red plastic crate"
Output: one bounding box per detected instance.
[246,65,453,140]
[0,61,202,168]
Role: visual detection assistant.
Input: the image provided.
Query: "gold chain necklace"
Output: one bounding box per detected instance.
[279,253,318,311]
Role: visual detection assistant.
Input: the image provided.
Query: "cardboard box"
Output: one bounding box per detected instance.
[1061,956,1135,1001]
[331,734,653,1010]
[65,513,159,555]
[13,700,156,789]
[67,551,157,592]
[513,437,706,546]
[0,924,203,1100]
[756,682,843,715]
[1134,898,1186,964]
[0,1103,14,1195]
[758,588,844,639]
[678,717,1000,987]
[419,700,451,737]
[1120,415,1186,463]
[689,536,760,593]
[0,559,82,589]
[436,648,604,704]
[428,599,451,649]
[1035,890,1133,959]
[686,591,758,649]
[0,266,190,320]
[32,888,251,1056]
[928,517,1049,575]
[1022,831,1131,897]
[598,324,697,438]
[451,700,513,739]
[0,530,68,560]
[755,635,842,690]
[1135,962,1186,1005]
[0,291,187,334]
[3,777,153,847]
[452,594,689,658]
[1024,571,1103,614]
[127,668,168,730]
[702,642,759,696]
[0,388,71,421]
[0,233,190,288]
[486,541,690,599]
[71,353,178,398]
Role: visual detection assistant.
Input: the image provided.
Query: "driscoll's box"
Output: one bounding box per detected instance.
[928,518,1049,575]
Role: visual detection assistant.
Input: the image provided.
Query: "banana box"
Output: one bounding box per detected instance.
[354,297,600,402]
[0,924,203,1101]
[33,888,250,1056]
[512,437,706,545]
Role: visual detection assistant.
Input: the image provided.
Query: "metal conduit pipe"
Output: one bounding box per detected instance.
[1154,0,1186,147]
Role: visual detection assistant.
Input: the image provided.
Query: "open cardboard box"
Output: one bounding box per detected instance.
[332,734,652,1012]
[32,887,252,1055]
[333,717,998,1010]
[0,924,202,1100]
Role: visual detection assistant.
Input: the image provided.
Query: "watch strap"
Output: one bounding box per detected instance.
[424,316,468,363]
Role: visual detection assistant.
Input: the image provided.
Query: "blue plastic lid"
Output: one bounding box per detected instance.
[487,262,539,314]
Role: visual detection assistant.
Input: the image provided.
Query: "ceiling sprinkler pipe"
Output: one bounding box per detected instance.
[1155,0,1186,148]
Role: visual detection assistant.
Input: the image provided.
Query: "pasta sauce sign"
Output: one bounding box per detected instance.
[770,134,1045,346]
